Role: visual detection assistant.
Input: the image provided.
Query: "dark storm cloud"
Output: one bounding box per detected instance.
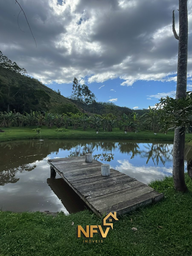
[89,0,177,67]
[76,0,119,11]
[0,0,74,81]
[0,0,66,45]
[0,0,191,85]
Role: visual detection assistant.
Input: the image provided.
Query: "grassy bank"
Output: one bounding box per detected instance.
[1,127,192,143]
[0,127,178,142]
[0,175,192,256]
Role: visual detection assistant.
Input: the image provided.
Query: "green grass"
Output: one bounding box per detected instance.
[0,127,179,142]
[2,126,192,143]
[1,175,192,256]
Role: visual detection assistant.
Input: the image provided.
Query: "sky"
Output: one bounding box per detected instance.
[0,0,192,110]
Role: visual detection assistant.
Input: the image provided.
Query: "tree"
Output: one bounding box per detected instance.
[172,0,188,192]
[0,51,26,74]
[71,77,95,105]
[157,93,192,132]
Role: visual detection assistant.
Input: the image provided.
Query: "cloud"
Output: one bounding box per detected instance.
[109,98,117,102]
[98,84,105,89]
[162,76,177,82]
[110,89,116,92]
[149,91,176,99]
[79,78,85,85]
[148,105,157,109]
[0,0,192,86]
[116,159,172,184]
[133,106,139,110]
[88,73,117,84]
[187,84,192,90]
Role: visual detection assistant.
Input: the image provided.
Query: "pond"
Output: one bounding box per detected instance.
[0,139,191,215]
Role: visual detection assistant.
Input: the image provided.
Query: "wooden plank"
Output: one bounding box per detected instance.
[76,176,136,194]
[69,171,123,185]
[89,185,154,211]
[100,191,164,215]
[64,168,122,181]
[54,160,100,169]
[55,164,102,176]
[48,156,164,217]
[79,180,143,199]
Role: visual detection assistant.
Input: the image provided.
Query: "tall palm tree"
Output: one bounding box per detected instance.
[172,0,188,191]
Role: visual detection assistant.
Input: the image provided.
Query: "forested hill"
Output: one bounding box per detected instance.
[0,51,148,116]
[70,99,133,116]
[0,65,149,116]
[0,66,79,114]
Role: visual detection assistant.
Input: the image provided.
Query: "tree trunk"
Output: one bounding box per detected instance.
[172,0,188,192]
[173,127,187,191]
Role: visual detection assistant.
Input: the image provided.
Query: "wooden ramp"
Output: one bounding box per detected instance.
[48,156,163,217]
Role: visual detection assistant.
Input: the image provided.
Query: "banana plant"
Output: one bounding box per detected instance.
[44,112,55,128]
[0,111,15,127]
[25,111,38,126]
[102,114,116,132]
[80,114,90,131]
[89,114,102,131]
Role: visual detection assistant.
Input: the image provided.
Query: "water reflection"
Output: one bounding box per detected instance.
[115,160,172,185]
[118,142,140,159]
[69,142,174,184]
[69,142,173,166]
[141,143,172,165]
[0,139,190,213]
[47,178,86,213]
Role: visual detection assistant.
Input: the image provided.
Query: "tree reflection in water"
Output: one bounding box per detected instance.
[141,143,172,166]
[68,143,114,161]
[118,142,140,159]
[68,142,173,166]
[69,143,94,157]
[0,169,19,185]
[0,139,72,186]
[0,164,36,185]
[93,153,114,162]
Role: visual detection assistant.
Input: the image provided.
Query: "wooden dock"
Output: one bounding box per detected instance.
[48,156,163,217]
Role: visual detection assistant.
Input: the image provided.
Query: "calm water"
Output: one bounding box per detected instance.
[0,140,191,214]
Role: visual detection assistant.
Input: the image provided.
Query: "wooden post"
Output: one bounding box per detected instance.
[101,164,110,176]
[85,153,93,163]
[50,167,56,179]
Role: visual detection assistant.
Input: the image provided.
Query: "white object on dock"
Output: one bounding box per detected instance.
[101,164,110,176]
[85,153,93,163]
